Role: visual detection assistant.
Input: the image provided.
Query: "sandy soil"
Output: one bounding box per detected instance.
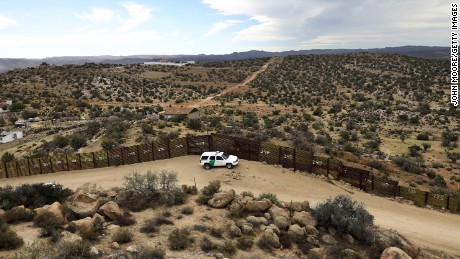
[1,156,459,256]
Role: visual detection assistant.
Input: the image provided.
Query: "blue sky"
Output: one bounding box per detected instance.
[0,0,448,58]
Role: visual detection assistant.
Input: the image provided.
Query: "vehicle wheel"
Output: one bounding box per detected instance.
[204,163,211,170]
[226,163,233,169]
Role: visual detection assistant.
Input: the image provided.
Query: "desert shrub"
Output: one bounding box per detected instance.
[237,236,254,250]
[218,240,237,255]
[343,143,363,155]
[196,195,211,205]
[312,195,374,244]
[278,231,292,248]
[180,206,194,215]
[154,214,174,226]
[391,156,426,175]
[181,184,198,195]
[138,245,165,259]
[187,118,202,130]
[112,228,133,243]
[200,236,217,252]
[257,235,273,252]
[258,193,280,206]
[202,180,221,196]
[159,170,178,192]
[210,227,223,238]
[169,189,187,206]
[121,170,159,211]
[3,207,34,223]
[33,211,64,230]
[193,223,208,232]
[168,227,191,250]
[240,191,254,197]
[79,227,99,242]
[113,211,136,226]
[0,183,73,210]
[54,240,95,259]
[367,160,385,171]
[434,175,447,188]
[426,171,436,179]
[416,132,430,140]
[0,224,24,250]
[140,219,158,233]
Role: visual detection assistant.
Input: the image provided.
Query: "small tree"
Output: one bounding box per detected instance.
[447,151,460,163]
[1,152,15,163]
[69,134,87,150]
[408,145,422,157]
[187,118,202,130]
[400,134,406,143]
[422,143,431,152]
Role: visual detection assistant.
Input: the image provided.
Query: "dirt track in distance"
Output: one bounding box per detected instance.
[1,156,459,256]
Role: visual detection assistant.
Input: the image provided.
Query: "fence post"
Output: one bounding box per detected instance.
[293,149,296,171]
[207,135,212,151]
[186,135,190,155]
[359,171,363,190]
[49,157,54,173]
[27,159,31,176]
[16,161,20,176]
[397,186,401,197]
[248,141,251,161]
[447,195,450,211]
[92,152,96,168]
[121,148,125,165]
[278,146,282,165]
[424,192,429,206]
[78,154,83,170]
[107,150,110,167]
[371,174,375,191]
[167,139,171,158]
[151,142,155,161]
[4,162,8,178]
[39,158,43,174]
[136,145,140,163]
[65,154,70,171]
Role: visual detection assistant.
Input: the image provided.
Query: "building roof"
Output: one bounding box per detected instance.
[0,103,9,108]
[163,107,198,116]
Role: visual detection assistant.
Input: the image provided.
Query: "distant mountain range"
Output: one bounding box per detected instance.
[0,46,448,74]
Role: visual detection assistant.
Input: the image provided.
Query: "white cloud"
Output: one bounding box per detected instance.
[202,0,447,48]
[205,19,243,37]
[118,2,153,31]
[0,15,16,29]
[76,8,115,23]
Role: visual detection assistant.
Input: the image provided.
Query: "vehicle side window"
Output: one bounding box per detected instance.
[216,156,223,160]
[210,156,215,160]
[201,156,208,160]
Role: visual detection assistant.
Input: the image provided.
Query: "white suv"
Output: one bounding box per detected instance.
[200,151,239,169]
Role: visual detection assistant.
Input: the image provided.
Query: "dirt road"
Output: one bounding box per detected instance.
[1,156,459,256]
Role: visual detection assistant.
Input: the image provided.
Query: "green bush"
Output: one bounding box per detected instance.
[196,195,211,205]
[180,206,194,215]
[0,183,73,210]
[200,236,217,252]
[202,180,221,196]
[210,227,223,238]
[237,236,254,251]
[0,224,24,250]
[312,195,375,244]
[168,228,191,250]
[434,175,447,188]
[181,184,198,195]
[258,193,280,206]
[187,118,202,130]
[3,207,34,224]
[138,245,165,259]
[416,132,430,141]
[112,228,133,243]
[218,240,237,255]
[140,219,158,233]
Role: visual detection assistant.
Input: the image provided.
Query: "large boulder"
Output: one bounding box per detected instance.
[261,228,281,249]
[68,193,100,218]
[288,224,305,240]
[375,229,419,258]
[246,216,268,226]
[268,205,289,220]
[321,234,337,245]
[273,216,290,230]
[98,201,123,220]
[34,202,65,224]
[307,248,327,259]
[301,200,310,211]
[229,224,242,237]
[292,211,317,227]
[60,230,83,243]
[0,209,5,217]
[283,201,303,212]
[208,189,235,208]
[304,225,319,236]
[341,249,359,259]
[244,199,272,212]
[381,247,412,259]
[69,217,94,233]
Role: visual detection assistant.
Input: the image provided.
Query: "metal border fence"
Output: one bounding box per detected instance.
[1,134,458,213]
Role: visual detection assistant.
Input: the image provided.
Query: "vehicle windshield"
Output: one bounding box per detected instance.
[222,153,229,159]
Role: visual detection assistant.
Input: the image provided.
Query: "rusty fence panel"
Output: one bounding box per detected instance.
[138,143,154,163]
[427,193,449,209]
[367,175,399,197]
[170,138,187,158]
[93,150,108,168]
[312,156,329,177]
[40,158,53,174]
[122,146,139,165]
[280,147,295,169]
[259,142,281,165]
[67,154,82,170]
[448,196,460,213]
[188,135,212,154]
[16,160,30,177]
[51,155,67,172]
[153,140,169,160]
[0,163,5,178]
[5,161,18,177]
[80,153,94,170]
[210,134,233,154]
[29,159,42,175]
[328,158,343,179]
[399,186,426,207]
[339,166,369,190]
[108,148,123,166]
[294,149,313,172]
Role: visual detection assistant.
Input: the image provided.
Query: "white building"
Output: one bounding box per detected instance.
[0,131,23,144]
